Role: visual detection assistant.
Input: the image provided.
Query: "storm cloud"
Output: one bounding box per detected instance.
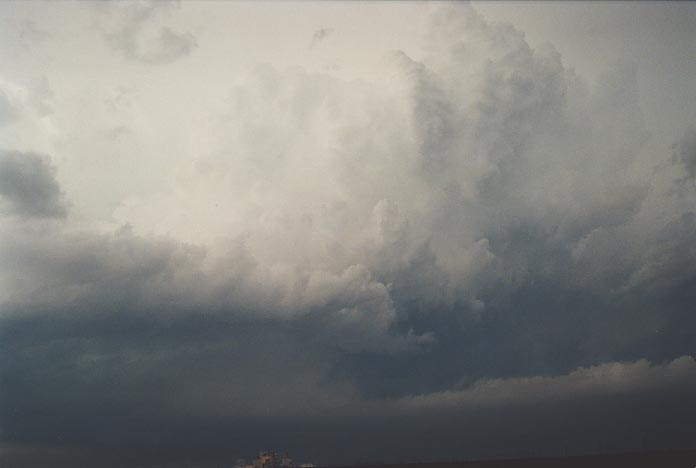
[1,2,695,467]
[97,1,197,64]
[0,150,67,218]
[675,128,696,181]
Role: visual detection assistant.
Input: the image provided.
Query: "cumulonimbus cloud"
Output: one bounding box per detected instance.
[111,3,696,330]
[4,3,696,357]
[1,7,695,450]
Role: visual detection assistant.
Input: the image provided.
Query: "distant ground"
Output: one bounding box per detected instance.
[321,450,696,468]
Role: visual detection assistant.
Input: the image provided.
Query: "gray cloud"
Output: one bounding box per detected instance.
[16,19,48,50]
[310,27,333,48]
[99,1,197,64]
[2,3,696,466]
[0,89,19,126]
[675,128,696,180]
[134,26,197,65]
[0,215,427,354]
[3,0,694,403]
[396,355,696,411]
[0,77,53,121]
[0,150,67,218]
[2,315,694,467]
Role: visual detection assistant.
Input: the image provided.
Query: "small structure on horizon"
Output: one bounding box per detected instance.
[245,451,297,468]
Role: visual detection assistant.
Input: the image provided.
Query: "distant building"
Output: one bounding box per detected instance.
[246,450,296,468]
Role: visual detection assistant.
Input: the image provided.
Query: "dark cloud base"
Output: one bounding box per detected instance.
[0,150,67,218]
[2,308,696,467]
[2,388,695,467]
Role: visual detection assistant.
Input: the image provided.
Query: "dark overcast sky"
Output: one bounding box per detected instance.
[1,2,696,467]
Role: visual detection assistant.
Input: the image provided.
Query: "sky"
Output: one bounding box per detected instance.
[1,1,696,467]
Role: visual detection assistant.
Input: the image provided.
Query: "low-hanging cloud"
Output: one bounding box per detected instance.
[396,355,696,412]
[0,150,67,218]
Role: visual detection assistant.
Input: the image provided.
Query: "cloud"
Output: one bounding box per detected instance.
[310,27,333,47]
[134,26,197,65]
[118,3,668,321]
[16,19,48,50]
[2,3,696,465]
[3,1,691,384]
[0,211,427,354]
[3,0,694,392]
[0,76,54,126]
[0,150,67,218]
[675,127,696,180]
[2,316,694,467]
[0,89,20,126]
[98,1,197,64]
[396,355,696,411]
